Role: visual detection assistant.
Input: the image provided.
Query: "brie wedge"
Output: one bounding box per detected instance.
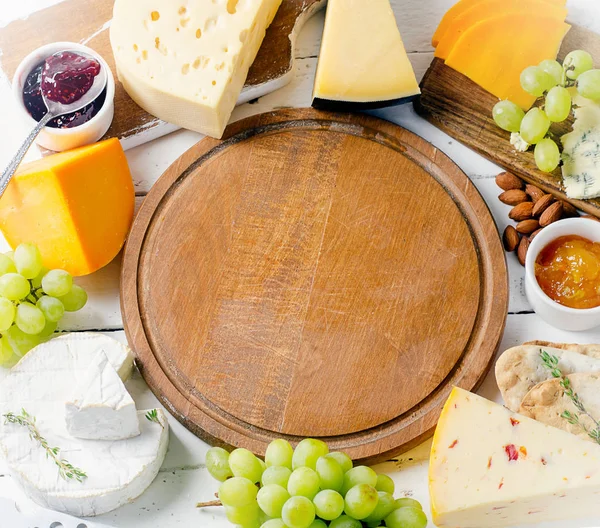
[0,334,168,517]
[65,350,140,440]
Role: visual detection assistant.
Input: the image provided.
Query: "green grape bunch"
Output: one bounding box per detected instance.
[200,439,428,528]
[0,243,87,367]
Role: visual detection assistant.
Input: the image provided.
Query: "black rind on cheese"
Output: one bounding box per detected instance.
[311,94,419,111]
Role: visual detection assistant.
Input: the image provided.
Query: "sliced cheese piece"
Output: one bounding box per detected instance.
[432,0,567,47]
[434,0,567,60]
[0,333,167,516]
[65,350,140,440]
[312,0,419,109]
[110,0,282,138]
[444,14,570,110]
[430,387,600,528]
[0,138,134,277]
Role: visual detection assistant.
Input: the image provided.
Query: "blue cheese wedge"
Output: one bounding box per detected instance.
[430,387,600,528]
[65,351,140,441]
[561,94,600,199]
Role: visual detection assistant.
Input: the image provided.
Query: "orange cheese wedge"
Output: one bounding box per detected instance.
[445,14,570,109]
[434,0,567,60]
[432,0,567,47]
[0,138,134,276]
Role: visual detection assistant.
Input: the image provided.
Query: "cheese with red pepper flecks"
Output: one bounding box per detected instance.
[429,387,600,528]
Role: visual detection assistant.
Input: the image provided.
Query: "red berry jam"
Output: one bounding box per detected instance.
[41,51,101,105]
[23,62,106,129]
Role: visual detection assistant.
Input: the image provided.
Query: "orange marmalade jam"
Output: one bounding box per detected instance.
[535,235,600,309]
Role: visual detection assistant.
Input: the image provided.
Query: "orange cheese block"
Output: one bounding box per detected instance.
[0,138,134,276]
[434,0,567,60]
[432,0,567,47]
[445,14,570,109]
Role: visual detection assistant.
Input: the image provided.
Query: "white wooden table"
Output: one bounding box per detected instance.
[1,1,600,527]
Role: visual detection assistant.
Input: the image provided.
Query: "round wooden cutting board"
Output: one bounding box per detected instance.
[121,108,508,463]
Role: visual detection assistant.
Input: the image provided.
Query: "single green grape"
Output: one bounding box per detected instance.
[42,269,72,297]
[0,273,30,301]
[545,86,572,122]
[0,335,19,367]
[229,448,264,483]
[15,302,46,335]
[564,50,594,80]
[375,474,395,494]
[261,465,292,488]
[492,100,525,133]
[292,438,329,470]
[341,465,378,495]
[363,492,396,523]
[287,467,320,499]
[5,325,42,357]
[0,254,16,276]
[385,507,428,528]
[0,298,15,332]
[14,244,43,279]
[520,107,551,145]
[394,497,423,510]
[31,267,48,290]
[57,285,88,312]
[520,66,553,97]
[325,452,353,473]
[344,483,379,520]
[539,59,564,86]
[38,319,57,339]
[36,296,65,323]
[577,69,600,100]
[308,521,327,528]
[225,502,260,525]
[266,439,294,469]
[218,476,258,507]
[260,520,287,528]
[281,496,315,528]
[316,455,344,491]
[313,489,345,520]
[534,138,561,173]
[329,515,362,528]
[257,484,290,518]
[205,447,233,482]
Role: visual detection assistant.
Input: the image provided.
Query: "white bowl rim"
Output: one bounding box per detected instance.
[12,41,115,136]
[525,217,600,315]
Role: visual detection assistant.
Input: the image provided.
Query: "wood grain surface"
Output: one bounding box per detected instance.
[121,108,508,463]
[416,25,600,217]
[0,0,324,147]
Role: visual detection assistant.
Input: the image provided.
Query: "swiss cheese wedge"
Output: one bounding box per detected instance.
[430,387,600,528]
[434,0,567,60]
[444,14,570,109]
[432,0,567,47]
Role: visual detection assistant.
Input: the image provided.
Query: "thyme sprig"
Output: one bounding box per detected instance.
[3,408,87,482]
[145,409,163,429]
[539,349,600,445]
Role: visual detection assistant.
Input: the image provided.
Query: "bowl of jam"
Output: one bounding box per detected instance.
[12,42,114,152]
[526,217,600,331]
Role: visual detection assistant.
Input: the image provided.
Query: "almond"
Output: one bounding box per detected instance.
[529,228,543,241]
[496,172,524,191]
[499,189,529,206]
[561,201,579,218]
[532,194,555,217]
[583,214,600,222]
[516,219,540,235]
[539,201,563,227]
[517,236,530,266]
[525,184,545,203]
[503,226,520,252]
[509,202,534,221]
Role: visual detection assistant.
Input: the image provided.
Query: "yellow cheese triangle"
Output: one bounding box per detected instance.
[312,0,420,108]
[432,0,567,47]
[445,14,570,109]
[434,0,567,60]
[430,387,600,528]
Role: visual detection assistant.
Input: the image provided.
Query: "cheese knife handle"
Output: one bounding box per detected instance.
[0,112,55,197]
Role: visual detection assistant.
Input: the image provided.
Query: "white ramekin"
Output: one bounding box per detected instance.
[525,217,600,331]
[12,41,115,152]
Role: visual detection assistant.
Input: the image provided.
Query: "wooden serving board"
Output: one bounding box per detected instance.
[121,108,508,462]
[0,0,324,150]
[416,25,600,218]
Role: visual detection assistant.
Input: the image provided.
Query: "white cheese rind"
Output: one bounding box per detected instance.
[65,351,140,440]
[430,387,600,528]
[110,0,282,138]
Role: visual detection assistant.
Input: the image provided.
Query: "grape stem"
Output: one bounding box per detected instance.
[196,499,222,508]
